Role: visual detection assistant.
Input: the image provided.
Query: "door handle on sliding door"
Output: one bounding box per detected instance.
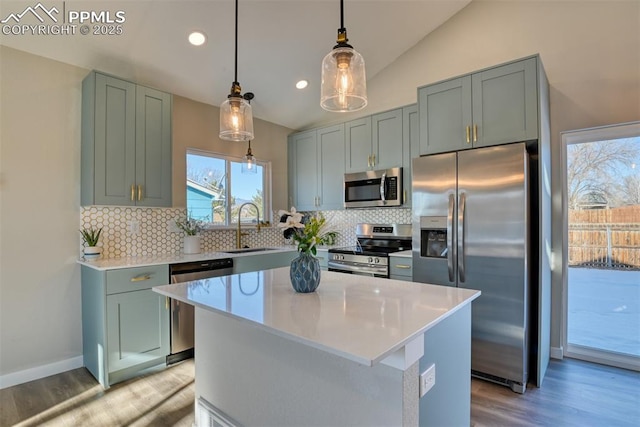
[458,192,466,283]
[447,194,454,282]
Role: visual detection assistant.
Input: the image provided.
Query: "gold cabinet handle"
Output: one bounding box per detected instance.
[165,296,170,310]
[466,126,470,144]
[131,274,151,282]
[372,154,376,166]
[395,264,412,269]
[367,155,371,167]
[403,190,407,204]
[137,185,142,201]
[131,184,135,201]
[473,124,478,142]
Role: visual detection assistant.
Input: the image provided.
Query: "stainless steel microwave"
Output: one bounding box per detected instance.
[344,167,403,208]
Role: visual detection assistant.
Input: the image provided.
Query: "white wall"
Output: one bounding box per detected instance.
[361,0,640,352]
[0,47,86,384]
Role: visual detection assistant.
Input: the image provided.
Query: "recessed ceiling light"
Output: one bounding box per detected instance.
[188,31,207,46]
[296,80,309,89]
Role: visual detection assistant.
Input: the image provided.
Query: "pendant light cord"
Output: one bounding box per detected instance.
[340,0,345,30]
[234,0,239,84]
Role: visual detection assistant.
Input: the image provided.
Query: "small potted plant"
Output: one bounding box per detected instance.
[80,227,103,259]
[176,213,205,254]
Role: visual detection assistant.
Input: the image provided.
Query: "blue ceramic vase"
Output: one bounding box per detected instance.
[289,252,321,293]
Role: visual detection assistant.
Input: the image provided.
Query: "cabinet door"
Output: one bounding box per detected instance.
[472,57,538,147]
[107,289,169,373]
[372,108,403,170]
[291,130,318,210]
[287,135,296,208]
[402,104,419,207]
[135,86,172,207]
[418,76,472,155]
[94,74,137,205]
[345,116,372,172]
[317,124,345,210]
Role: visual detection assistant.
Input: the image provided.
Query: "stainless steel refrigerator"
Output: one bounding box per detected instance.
[412,142,530,393]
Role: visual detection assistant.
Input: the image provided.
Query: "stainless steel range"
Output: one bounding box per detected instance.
[328,223,412,278]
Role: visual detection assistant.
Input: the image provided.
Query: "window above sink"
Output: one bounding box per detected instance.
[186,149,272,228]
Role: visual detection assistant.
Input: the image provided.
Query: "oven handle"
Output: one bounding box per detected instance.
[380,171,386,204]
[328,260,387,276]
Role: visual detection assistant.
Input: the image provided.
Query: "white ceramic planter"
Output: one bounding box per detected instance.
[83,246,102,260]
[184,235,202,254]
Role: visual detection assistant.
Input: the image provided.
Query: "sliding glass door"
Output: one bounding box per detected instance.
[562,122,640,371]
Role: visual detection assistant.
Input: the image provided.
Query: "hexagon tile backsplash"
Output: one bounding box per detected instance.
[80,206,411,259]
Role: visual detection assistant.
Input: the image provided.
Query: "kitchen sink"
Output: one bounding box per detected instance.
[221,247,281,254]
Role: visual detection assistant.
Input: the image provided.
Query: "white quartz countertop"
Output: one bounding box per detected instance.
[153,268,480,367]
[77,246,297,271]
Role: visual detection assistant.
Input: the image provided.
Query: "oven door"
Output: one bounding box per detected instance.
[328,259,388,278]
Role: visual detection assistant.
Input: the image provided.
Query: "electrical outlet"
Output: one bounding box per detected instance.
[419,364,436,397]
[128,220,140,234]
[168,219,180,233]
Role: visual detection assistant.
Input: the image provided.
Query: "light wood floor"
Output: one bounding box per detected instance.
[1,358,638,426]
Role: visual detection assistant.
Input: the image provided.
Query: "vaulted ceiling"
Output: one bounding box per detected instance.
[0,0,471,130]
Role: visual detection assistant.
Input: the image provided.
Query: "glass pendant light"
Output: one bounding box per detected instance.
[241,140,257,174]
[219,0,254,141]
[320,0,367,112]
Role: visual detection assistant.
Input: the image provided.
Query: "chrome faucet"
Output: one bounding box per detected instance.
[236,202,261,248]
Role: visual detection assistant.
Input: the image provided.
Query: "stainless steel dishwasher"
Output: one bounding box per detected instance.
[167,258,234,365]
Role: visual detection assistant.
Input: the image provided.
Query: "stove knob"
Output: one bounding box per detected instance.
[374,258,380,264]
[368,257,373,263]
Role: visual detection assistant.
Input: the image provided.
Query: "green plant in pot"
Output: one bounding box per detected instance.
[278,207,338,293]
[176,213,205,254]
[80,227,103,259]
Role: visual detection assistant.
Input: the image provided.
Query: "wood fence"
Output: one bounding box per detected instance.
[568,206,640,269]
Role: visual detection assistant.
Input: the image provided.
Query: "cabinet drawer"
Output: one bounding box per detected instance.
[389,259,412,278]
[106,265,169,294]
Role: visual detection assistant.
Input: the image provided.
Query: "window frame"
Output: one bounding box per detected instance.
[186,148,272,229]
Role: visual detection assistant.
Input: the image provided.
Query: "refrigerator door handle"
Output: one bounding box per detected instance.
[458,192,466,283]
[447,193,455,282]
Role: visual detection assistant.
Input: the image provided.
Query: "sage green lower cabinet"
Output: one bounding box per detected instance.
[81,264,170,388]
[316,249,329,270]
[389,255,413,281]
[232,251,297,274]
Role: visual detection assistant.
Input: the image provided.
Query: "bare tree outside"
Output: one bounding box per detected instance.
[566,137,640,209]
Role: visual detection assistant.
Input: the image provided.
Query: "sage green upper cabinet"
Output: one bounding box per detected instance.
[345,109,404,172]
[290,130,318,211]
[82,71,172,207]
[289,124,346,211]
[402,104,419,207]
[317,124,346,210]
[419,56,539,155]
[135,86,173,207]
[372,108,404,170]
[345,116,372,172]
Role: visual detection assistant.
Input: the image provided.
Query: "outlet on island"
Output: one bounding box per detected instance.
[419,363,436,397]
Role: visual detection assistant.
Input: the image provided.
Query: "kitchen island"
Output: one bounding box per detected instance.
[153,267,479,426]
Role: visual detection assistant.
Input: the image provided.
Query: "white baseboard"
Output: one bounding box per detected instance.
[0,356,84,390]
[550,346,564,360]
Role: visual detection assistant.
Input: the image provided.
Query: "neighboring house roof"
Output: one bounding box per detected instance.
[187,179,223,199]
